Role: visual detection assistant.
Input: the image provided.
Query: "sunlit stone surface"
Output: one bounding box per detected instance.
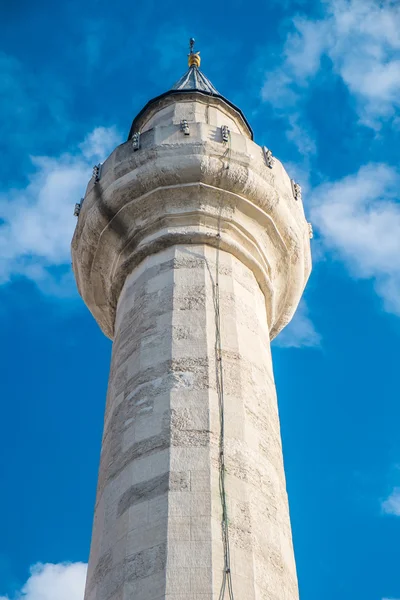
[72,64,311,600]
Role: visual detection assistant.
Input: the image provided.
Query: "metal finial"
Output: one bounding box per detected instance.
[188,37,201,68]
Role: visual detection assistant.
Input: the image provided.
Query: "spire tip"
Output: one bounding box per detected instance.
[188,37,201,68]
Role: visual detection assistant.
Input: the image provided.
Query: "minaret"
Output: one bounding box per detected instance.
[72,40,311,600]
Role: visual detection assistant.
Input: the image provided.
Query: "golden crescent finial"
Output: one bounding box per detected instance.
[188,37,201,68]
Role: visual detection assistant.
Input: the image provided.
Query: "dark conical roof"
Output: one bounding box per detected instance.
[171,66,220,96]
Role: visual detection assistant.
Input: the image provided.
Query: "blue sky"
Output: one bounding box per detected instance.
[0,0,400,598]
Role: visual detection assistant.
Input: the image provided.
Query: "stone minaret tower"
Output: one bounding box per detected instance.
[72,40,311,600]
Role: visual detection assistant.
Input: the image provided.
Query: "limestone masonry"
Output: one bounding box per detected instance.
[72,45,312,600]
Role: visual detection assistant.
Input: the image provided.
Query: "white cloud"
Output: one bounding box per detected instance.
[310,163,400,314]
[286,114,317,156]
[262,71,298,110]
[0,126,121,294]
[382,487,400,517]
[261,1,400,318]
[262,0,400,127]
[284,17,329,80]
[79,127,121,161]
[0,562,87,600]
[274,300,321,348]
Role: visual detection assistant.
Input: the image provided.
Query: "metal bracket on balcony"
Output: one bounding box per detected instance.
[132,132,140,151]
[93,164,102,183]
[262,146,274,169]
[291,179,302,201]
[221,125,230,143]
[180,120,190,135]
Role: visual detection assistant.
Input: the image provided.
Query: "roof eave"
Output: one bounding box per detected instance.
[127,89,254,141]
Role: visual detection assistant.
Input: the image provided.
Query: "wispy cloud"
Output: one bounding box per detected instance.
[260,0,400,319]
[382,487,400,517]
[274,300,321,348]
[79,127,121,161]
[0,126,121,294]
[310,163,400,315]
[262,0,400,128]
[0,562,87,600]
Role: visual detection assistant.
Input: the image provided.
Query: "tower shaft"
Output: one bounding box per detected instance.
[72,61,311,600]
[85,244,298,600]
